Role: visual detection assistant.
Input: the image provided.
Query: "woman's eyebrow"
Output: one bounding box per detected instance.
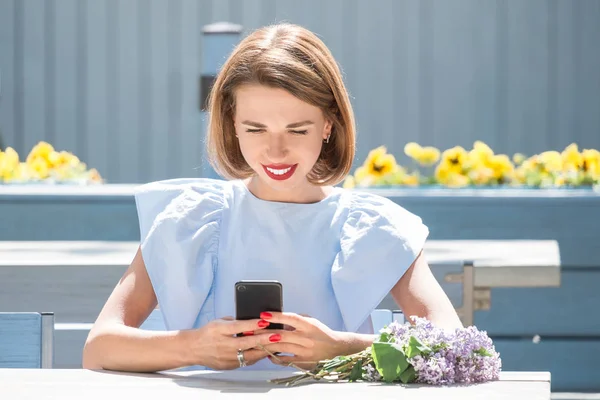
[241,120,315,128]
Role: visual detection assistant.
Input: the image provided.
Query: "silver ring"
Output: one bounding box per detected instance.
[237,349,247,368]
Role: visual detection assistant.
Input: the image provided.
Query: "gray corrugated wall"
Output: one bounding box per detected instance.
[0,0,599,183]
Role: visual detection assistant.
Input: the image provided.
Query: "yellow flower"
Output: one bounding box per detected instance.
[88,168,103,183]
[381,165,405,185]
[52,164,81,181]
[468,167,494,186]
[561,143,583,171]
[512,153,526,165]
[447,173,470,188]
[354,166,368,183]
[0,147,20,181]
[554,176,566,187]
[26,141,55,164]
[0,152,6,180]
[342,176,355,189]
[12,163,31,181]
[4,147,19,166]
[435,163,452,183]
[416,146,440,166]
[352,166,382,187]
[466,141,493,167]
[28,157,50,179]
[435,161,469,187]
[539,151,563,173]
[47,151,61,167]
[488,154,515,180]
[473,141,494,158]
[404,142,423,159]
[401,173,420,186]
[58,151,81,168]
[441,146,468,171]
[582,149,600,177]
[363,146,397,178]
[405,142,440,166]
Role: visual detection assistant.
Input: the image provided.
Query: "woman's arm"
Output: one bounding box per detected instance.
[82,247,192,372]
[82,247,277,372]
[390,250,463,330]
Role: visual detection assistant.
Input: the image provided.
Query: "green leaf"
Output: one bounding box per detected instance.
[399,366,417,384]
[431,342,449,352]
[405,336,432,359]
[348,361,363,382]
[474,347,493,357]
[371,342,410,383]
[377,330,392,343]
[324,356,348,371]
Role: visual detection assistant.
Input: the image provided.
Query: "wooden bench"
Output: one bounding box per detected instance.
[0,240,560,368]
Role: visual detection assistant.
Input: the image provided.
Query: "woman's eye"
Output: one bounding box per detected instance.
[246,129,264,133]
[290,130,308,135]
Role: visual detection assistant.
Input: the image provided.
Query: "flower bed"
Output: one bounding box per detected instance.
[343,142,600,190]
[0,141,103,185]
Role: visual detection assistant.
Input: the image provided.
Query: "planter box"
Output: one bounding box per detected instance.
[1,184,599,390]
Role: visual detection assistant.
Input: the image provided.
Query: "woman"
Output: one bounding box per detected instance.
[82,23,461,373]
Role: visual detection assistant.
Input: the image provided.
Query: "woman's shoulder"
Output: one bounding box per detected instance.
[330,189,430,333]
[134,177,233,209]
[134,178,233,240]
[134,177,232,197]
[340,189,424,227]
[133,178,229,331]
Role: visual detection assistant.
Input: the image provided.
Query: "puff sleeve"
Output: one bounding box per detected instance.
[331,192,429,333]
[133,178,225,331]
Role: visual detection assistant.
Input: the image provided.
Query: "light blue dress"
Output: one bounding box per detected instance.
[134,178,429,370]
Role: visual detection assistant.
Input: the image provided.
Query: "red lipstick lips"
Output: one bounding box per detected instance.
[262,164,297,181]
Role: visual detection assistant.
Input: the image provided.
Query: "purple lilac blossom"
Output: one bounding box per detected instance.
[362,363,382,382]
[381,317,501,385]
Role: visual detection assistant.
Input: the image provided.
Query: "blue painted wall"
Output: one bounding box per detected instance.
[1,0,600,183]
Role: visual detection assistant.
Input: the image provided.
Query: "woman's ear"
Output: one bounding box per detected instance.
[323,120,333,140]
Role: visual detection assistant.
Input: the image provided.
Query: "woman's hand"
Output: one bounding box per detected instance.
[256,312,374,369]
[183,317,278,370]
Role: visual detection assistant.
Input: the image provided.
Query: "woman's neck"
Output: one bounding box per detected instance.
[244,177,334,204]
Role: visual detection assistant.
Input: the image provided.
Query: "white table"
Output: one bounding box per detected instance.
[0,369,551,399]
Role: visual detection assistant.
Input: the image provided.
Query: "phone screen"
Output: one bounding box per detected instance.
[235,280,284,331]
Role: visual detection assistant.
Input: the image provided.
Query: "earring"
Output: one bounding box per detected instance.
[324,134,331,144]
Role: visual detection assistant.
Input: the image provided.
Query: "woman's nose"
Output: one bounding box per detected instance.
[267,135,288,161]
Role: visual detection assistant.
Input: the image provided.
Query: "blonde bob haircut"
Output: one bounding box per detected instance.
[206,23,356,186]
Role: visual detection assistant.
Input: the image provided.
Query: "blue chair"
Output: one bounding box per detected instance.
[0,312,54,368]
[370,309,405,333]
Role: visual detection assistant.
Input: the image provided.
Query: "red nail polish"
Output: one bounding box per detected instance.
[260,312,273,320]
[258,320,270,328]
[269,334,281,343]
[243,331,254,336]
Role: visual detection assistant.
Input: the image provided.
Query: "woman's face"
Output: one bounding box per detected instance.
[233,84,332,202]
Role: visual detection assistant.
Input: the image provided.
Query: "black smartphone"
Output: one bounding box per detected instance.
[235,280,284,334]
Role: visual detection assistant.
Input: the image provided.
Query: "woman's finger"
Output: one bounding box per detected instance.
[251,330,314,348]
[233,330,291,351]
[238,348,269,366]
[259,312,312,331]
[217,318,271,336]
[261,342,306,357]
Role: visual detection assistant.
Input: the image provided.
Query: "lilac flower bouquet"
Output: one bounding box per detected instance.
[270,317,501,386]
